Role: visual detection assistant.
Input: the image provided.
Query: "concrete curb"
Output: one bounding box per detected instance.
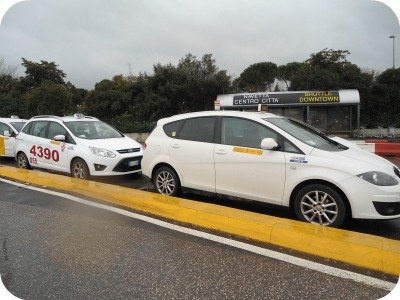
[0,165,399,276]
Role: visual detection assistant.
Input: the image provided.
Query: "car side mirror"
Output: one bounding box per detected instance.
[261,138,278,150]
[54,134,66,141]
[3,130,11,137]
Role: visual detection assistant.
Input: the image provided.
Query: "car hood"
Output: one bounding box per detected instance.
[77,136,142,151]
[311,146,397,176]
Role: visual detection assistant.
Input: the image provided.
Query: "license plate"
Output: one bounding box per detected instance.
[128,160,139,167]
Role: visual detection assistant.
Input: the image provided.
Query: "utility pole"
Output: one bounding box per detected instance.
[389,35,396,69]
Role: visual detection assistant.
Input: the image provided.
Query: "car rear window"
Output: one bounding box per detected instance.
[163,120,184,138]
[178,117,216,143]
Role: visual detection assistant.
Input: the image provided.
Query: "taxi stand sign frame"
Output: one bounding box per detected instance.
[215,89,361,136]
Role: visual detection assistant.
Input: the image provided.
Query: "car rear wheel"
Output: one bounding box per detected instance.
[71,158,90,179]
[16,152,30,169]
[294,184,346,227]
[153,166,181,196]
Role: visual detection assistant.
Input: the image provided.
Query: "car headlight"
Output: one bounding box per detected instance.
[357,171,398,186]
[89,147,116,158]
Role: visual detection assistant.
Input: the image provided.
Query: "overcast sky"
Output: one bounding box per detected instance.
[0,0,399,89]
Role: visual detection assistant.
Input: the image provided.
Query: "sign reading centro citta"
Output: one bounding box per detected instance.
[232,91,340,106]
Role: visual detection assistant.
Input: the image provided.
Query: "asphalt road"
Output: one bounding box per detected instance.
[0,181,393,299]
[1,156,400,240]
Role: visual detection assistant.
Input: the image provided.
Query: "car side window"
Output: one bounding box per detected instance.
[22,122,32,134]
[178,117,216,143]
[282,139,302,154]
[48,122,75,144]
[163,120,184,138]
[221,117,278,149]
[30,121,49,138]
[0,122,11,136]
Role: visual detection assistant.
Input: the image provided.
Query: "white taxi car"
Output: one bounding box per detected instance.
[15,114,143,179]
[0,116,27,157]
[142,111,400,227]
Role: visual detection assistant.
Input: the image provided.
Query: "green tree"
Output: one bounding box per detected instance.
[289,49,378,127]
[0,58,26,117]
[84,75,134,122]
[289,49,370,91]
[369,68,400,126]
[277,62,304,90]
[127,53,231,129]
[24,81,72,116]
[236,62,277,92]
[19,58,66,92]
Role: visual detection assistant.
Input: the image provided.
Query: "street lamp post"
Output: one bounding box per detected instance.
[389,35,395,69]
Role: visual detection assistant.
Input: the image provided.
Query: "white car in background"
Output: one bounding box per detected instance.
[0,116,27,157]
[15,114,143,179]
[142,111,400,227]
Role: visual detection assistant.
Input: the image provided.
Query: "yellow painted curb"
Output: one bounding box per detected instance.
[1,165,400,276]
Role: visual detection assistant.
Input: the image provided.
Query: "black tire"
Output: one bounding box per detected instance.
[153,166,181,196]
[294,184,346,227]
[16,152,31,169]
[71,158,90,179]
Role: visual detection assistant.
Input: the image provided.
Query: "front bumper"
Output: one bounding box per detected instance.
[88,155,143,176]
[340,176,400,219]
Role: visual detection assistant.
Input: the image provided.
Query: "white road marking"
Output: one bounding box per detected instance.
[0,177,398,292]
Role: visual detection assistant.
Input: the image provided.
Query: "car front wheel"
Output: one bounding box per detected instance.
[153,166,181,196]
[71,158,90,179]
[294,184,347,227]
[16,152,30,169]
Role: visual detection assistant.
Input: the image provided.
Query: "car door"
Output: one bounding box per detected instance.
[168,116,216,192]
[42,121,74,172]
[0,122,14,157]
[24,121,50,168]
[214,117,286,205]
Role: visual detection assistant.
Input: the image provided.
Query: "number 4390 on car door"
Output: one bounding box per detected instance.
[30,145,60,164]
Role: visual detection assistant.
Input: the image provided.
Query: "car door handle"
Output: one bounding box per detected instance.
[171,143,180,149]
[216,149,227,155]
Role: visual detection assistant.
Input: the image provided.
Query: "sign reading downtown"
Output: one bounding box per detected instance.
[232,91,340,106]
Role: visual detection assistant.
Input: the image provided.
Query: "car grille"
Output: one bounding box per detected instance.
[113,156,142,172]
[394,167,400,179]
[117,148,141,154]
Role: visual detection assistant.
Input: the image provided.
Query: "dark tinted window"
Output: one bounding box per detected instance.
[22,122,32,134]
[0,122,11,136]
[64,121,123,140]
[10,122,26,132]
[48,122,75,144]
[178,117,216,143]
[163,120,184,138]
[266,117,348,152]
[30,121,49,138]
[283,139,301,154]
[221,117,278,149]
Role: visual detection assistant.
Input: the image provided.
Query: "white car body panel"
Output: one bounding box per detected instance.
[0,117,27,158]
[142,110,400,221]
[169,139,216,192]
[214,144,285,205]
[15,116,143,177]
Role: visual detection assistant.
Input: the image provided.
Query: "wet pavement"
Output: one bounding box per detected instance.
[0,181,393,299]
[1,156,400,240]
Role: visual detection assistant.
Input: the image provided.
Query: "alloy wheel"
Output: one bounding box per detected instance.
[156,171,176,195]
[73,162,86,179]
[300,190,339,226]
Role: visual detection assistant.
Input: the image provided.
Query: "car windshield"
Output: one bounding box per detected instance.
[265,117,348,152]
[64,121,123,140]
[11,122,26,132]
